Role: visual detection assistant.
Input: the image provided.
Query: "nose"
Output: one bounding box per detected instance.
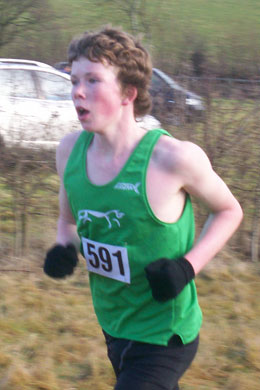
[72,82,87,100]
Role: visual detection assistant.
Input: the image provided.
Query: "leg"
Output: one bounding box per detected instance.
[105,333,199,390]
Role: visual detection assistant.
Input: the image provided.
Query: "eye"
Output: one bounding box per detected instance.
[71,78,78,86]
[89,78,98,84]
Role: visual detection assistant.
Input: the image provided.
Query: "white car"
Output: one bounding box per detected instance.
[0,59,160,149]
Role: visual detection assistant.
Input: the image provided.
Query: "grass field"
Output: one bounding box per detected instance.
[51,0,260,37]
[0,252,259,390]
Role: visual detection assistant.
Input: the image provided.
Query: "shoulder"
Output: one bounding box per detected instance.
[152,133,218,198]
[152,133,242,214]
[153,134,212,175]
[56,130,83,179]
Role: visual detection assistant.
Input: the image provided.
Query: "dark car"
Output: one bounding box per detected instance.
[150,68,204,125]
[53,61,71,74]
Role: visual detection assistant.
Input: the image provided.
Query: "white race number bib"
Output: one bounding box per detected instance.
[82,237,130,284]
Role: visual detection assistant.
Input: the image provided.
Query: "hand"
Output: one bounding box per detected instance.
[43,244,78,278]
[145,257,195,302]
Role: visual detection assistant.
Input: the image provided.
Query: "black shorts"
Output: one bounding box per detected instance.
[103,331,199,390]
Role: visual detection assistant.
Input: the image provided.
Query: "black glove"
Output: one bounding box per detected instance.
[43,244,78,278]
[145,257,195,302]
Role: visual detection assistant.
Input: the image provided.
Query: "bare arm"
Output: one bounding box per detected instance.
[145,137,243,301]
[177,141,243,274]
[56,183,80,250]
[55,132,82,251]
[43,132,82,279]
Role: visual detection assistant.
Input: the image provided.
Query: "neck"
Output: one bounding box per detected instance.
[90,118,147,159]
[86,119,148,186]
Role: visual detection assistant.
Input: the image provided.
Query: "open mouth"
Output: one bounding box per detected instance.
[76,107,90,119]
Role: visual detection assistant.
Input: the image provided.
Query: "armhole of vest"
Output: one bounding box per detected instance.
[142,129,172,175]
[142,129,181,225]
[64,131,91,180]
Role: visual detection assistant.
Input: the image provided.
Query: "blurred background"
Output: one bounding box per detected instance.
[0,1,260,389]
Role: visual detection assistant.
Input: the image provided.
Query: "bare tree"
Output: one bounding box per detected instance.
[0,142,56,257]
[0,0,50,49]
[96,0,152,38]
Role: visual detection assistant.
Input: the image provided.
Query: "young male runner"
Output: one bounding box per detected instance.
[43,26,243,390]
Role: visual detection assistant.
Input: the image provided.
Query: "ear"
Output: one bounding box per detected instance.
[122,85,137,106]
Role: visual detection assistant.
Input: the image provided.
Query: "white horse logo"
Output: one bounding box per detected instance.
[78,209,125,229]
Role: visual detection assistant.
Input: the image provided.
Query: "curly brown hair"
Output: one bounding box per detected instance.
[68,26,152,118]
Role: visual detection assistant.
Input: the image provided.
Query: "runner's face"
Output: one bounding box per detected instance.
[71,57,124,133]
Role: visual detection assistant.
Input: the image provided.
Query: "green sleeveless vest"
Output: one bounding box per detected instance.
[64,129,202,345]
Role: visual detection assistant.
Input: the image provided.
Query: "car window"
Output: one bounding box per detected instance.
[36,71,72,100]
[0,69,12,96]
[150,73,175,100]
[0,69,37,98]
[151,73,167,91]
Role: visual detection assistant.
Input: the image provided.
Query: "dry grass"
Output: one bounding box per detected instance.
[0,252,259,390]
[182,254,260,389]
[0,258,114,390]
